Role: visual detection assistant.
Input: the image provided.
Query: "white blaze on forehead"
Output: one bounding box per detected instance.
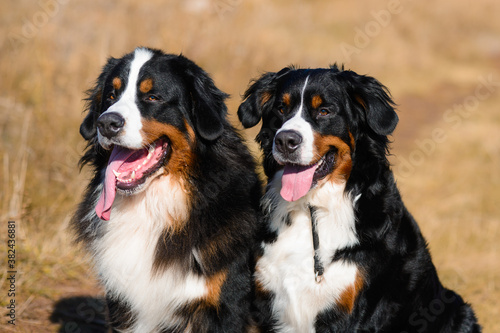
[274,75,315,164]
[99,48,154,149]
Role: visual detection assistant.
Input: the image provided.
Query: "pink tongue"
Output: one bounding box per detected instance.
[280,164,318,202]
[95,147,137,221]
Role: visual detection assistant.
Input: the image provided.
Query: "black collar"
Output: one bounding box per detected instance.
[309,205,324,283]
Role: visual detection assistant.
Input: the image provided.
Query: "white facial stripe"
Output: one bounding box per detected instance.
[298,75,309,117]
[275,75,315,164]
[100,48,154,149]
[123,48,154,103]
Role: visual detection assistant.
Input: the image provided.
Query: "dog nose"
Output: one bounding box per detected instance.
[275,130,303,154]
[97,112,125,139]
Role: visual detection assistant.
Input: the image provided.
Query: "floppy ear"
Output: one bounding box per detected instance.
[183,59,228,141]
[79,88,101,140]
[350,73,398,136]
[79,57,119,141]
[190,73,228,141]
[238,68,291,128]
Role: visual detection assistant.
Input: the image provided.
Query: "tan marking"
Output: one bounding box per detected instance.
[112,77,122,90]
[203,270,228,309]
[185,270,228,315]
[148,120,197,267]
[260,91,272,106]
[311,95,323,109]
[349,131,355,150]
[183,270,228,329]
[355,95,366,109]
[141,119,196,180]
[282,93,291,107]
[337,270,364,313]
[313,132,354,184]
[139,78,153,93]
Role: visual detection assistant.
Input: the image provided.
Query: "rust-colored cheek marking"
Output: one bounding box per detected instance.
[141,119,196,180]
[139,78,153,93]
[337,270,364,314]
[112,77,122,90]
[311,94,323,109]
[313,132,354,184]
[282,93,291,107]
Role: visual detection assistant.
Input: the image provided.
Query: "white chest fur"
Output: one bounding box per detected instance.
[257,173,359,333]
[90,176,206,333]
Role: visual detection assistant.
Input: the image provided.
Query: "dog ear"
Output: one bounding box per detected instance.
[80,57,119,141]
[190,74,228,141]
[184,60,229,141]
[349,73,398,136]
[79,89,101,140]
[238,68,291,128]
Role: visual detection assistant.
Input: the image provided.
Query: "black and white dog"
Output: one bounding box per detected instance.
[72,47,261,332]
[238,66,481,332]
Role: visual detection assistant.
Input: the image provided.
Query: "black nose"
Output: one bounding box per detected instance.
[97,112,125,139]
[275,130,303,154]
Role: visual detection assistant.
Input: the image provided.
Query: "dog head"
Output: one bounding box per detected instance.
[238,65,398,201]
[80,47,228,219]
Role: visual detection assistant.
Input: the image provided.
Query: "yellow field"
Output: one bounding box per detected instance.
[1,0,499,331]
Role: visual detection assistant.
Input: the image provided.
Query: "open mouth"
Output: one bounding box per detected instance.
[280,149,336,202]
[95,137,169,220]
[112,138,169,190]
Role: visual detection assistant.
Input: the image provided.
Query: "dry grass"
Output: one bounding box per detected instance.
[392,93,500,331]
[1,0,499,331]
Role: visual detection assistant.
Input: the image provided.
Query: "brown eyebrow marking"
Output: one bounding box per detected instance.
[112,77,122,90]
[282,93,291,107]
[311,95,322,109]
[139,78,153,93]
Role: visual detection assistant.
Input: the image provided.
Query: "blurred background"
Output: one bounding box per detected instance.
[1,0,499,331]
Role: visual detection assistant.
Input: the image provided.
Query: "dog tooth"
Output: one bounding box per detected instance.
[131,170,136,179]
[112,170,121,177]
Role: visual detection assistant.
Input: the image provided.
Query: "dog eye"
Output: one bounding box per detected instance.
[146,95,160,102]
[318,108,329,116]
[278,106,285,115]
[107,93,116,100]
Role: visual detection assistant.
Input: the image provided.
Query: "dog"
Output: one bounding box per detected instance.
[72,47,261,332]
[238,65,481,332]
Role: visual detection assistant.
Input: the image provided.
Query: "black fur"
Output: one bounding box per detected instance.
[72,48,261,332]
[238,65,481,332]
